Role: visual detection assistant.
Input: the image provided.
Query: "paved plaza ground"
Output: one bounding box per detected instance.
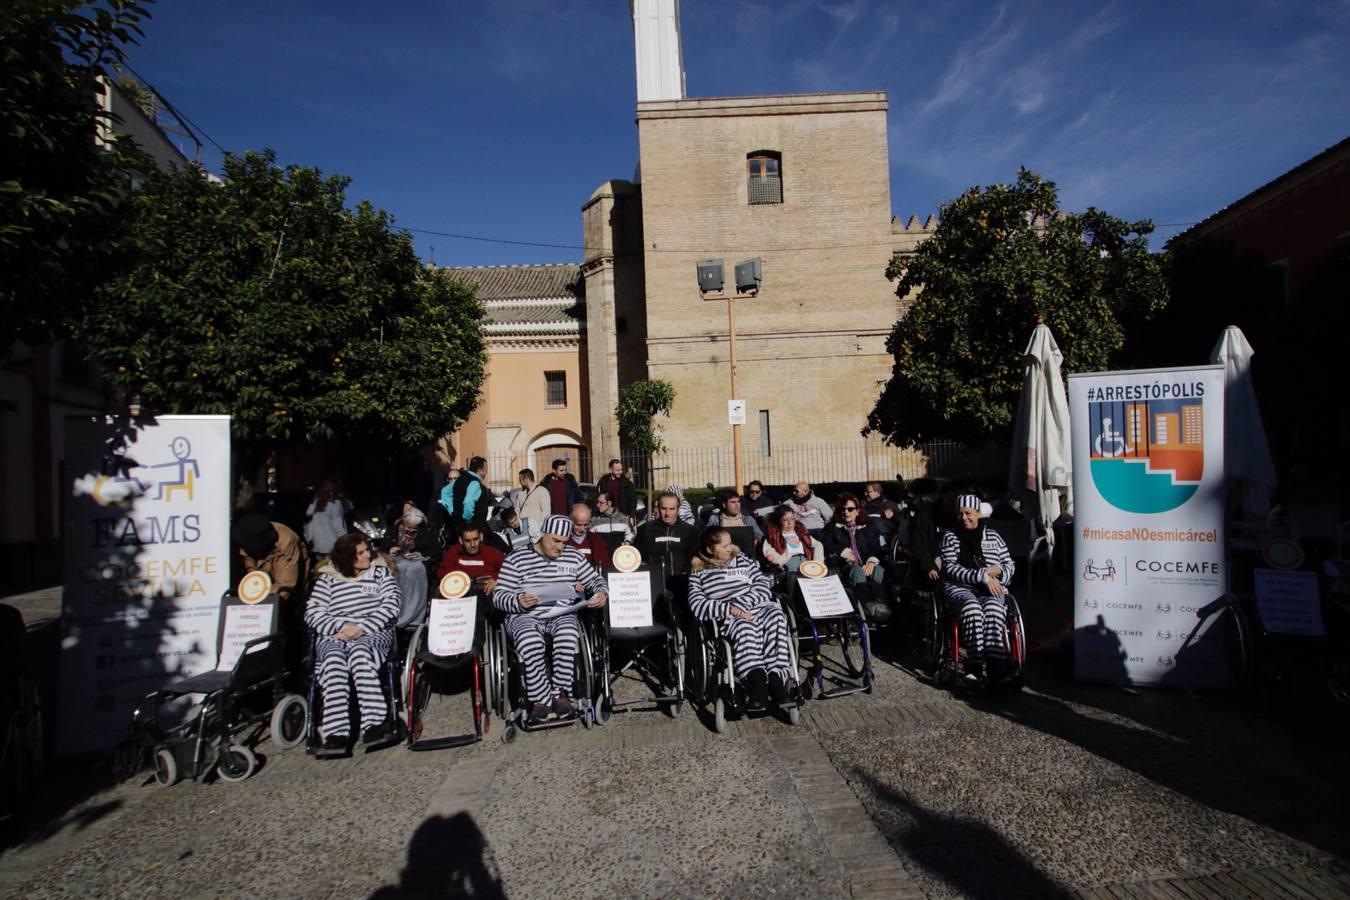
[2,585,1349,898]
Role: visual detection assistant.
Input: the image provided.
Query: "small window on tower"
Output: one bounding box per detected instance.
[747,151,783,205]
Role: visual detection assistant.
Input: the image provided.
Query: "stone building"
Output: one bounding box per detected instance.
[446,1,937,487]
[442,264,591,492]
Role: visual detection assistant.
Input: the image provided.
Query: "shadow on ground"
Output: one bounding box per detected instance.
[856,771,1071,898]
[369,812,506,899]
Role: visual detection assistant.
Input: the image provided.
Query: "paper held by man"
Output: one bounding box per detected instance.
[527,582,589,619]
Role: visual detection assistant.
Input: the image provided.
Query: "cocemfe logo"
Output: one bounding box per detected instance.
[1155,603,1172,614]
[1157,655,1175,667]
[1086,383,1205,514]
[1082,598,1100,610]
[1134,559,1220,575]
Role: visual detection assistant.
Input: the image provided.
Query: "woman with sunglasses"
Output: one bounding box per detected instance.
[821,492,891,621]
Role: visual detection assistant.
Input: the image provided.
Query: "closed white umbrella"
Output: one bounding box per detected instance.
[1210,325,1276,518]
[1009,323,1073,553]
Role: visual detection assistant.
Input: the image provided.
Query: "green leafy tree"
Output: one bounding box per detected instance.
[1,0,153,344]
[616,378,675,492]
[74,150,487,449]
[616,379,676,456]
[867,168,1167,444]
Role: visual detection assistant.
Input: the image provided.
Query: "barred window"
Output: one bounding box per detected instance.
[747,152,782,205]
[545,371,567,407]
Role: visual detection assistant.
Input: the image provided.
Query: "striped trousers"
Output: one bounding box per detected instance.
[943,587,1008,662]
[505,614,582,705]
[316,630,394,737]
[724,604,793,682]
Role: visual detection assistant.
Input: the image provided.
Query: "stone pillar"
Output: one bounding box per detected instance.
[581,180,646,464]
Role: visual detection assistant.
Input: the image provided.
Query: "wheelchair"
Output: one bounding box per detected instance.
[593,564,686,721]
[305,628,405,758]
[127,598,308,786]
[922,587,1027,690]
[487,607,606,742]
[401,604,493,751]
[685,591,804,733]
[784,566,875,700]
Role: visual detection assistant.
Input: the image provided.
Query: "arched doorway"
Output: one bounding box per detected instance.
[527,429,590,481]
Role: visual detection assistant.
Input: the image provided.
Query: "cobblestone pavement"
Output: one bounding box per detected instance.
[2,594,1349,898]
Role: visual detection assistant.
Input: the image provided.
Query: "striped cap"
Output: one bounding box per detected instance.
[956,494,982,512]
[540,514,573,537]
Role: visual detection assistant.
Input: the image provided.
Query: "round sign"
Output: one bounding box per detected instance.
[440,570,472,598]
[237,570,272,604]
[612,544,642,573]
[799,560,827,579]
[1262,538,1305,570]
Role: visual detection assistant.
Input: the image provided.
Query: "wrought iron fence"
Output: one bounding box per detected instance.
[481,439,963,496]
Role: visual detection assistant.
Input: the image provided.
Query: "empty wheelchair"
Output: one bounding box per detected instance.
[127,596,308,786]
[592,556,686,721]
[784,564,875,700]
[922,589,1027,690]
[401,597,493,750]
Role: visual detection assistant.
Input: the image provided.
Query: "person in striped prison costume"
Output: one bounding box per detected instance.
[939,494,1015,676]
[493,515,609,724]
[688,527,794,710]
[305,532,402,751]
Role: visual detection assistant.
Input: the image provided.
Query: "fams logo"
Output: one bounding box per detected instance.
[1087,381,1204,514]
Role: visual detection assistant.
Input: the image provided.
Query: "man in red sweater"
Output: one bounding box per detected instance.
[567,503,612,572]
[436,524,505,599]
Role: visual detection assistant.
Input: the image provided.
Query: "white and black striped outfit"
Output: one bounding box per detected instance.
[687,553,793,682]
[939,527,1015,662]
[493,545,606,705]
[305,560,401,737]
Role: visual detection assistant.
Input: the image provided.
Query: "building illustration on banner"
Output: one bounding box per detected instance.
[1089,397,1205,514]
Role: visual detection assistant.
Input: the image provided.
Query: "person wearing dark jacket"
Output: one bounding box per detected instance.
[596,459,637,517]
[634,492,696,581]
[820,493,891,622]
[540,459,581,516]
[451,457,493,532]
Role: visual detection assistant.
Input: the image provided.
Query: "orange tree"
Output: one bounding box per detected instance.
[866,168,1167,444]
[74,150,486,450]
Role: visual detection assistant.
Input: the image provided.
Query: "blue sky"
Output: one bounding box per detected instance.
[127,1,1350,266]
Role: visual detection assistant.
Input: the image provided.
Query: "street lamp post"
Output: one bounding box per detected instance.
[697,258,761,496]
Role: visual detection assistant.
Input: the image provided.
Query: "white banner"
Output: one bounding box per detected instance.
[797,575,853,619]
[607,572,654,629]
[1069,367,1226,688]
[428,595,478,657]
[1254,569,1324,636]
[215,600,277,672]
[59,415,232,754]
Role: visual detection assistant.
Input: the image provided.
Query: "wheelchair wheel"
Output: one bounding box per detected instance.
[215,744,257,783]
[838,619,864,679]
[786,703,801,726]
[152,746,179,787]
[269,693,309,751]
[922,592,942,672]
[492,627,512,720]
[685,625,713,705]
[713,695,728,734]
[1003,595,1027,691]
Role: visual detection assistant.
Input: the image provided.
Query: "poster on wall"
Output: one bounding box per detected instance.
[1069,366,1227,688]
[59,415,232,754]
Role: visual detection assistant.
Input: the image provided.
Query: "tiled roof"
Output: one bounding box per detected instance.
[442,263,582,302]
[1169,134,1350,246]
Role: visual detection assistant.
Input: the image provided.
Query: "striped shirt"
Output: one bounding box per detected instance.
[938,527,1014,587]
[687,553,775,621]
[493,544,607,616]
[304,562,401,636]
